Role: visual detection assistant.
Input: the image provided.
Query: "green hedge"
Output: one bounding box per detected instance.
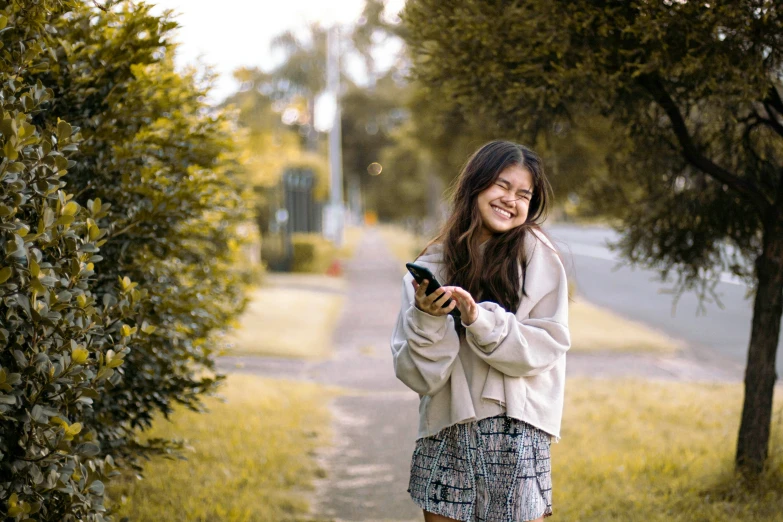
[0,2,256,520]
[291,232,337,274]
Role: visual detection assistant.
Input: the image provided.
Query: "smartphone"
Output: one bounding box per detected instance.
[405,262,460,317]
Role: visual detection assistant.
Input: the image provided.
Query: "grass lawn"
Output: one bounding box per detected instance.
[219,282,344,359]
[556,378,783,521]
[218,226,360,359]
[569,299,684,354]
[108,374,341,521]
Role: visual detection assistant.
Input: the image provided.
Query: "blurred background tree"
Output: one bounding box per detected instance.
[267,23,328,152]
[335,0,592,230]
[402,0,783,477]
[222,66,328,243]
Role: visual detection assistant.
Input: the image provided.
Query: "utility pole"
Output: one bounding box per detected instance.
[348,174,363,225]
[324,25,345,247]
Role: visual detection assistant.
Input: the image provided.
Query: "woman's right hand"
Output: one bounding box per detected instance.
[411,279,457,316]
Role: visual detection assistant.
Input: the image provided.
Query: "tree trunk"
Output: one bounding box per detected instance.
[736,214,783,475]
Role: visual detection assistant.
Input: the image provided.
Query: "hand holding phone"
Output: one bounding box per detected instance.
[406,262,461,318]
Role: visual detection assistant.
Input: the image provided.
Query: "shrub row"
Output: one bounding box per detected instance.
[0,2,255,519]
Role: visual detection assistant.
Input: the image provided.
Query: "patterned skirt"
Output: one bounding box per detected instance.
[408,414,553,522]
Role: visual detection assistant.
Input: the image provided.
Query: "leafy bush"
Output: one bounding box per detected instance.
[0,1,256,519]
[291,232,336,273]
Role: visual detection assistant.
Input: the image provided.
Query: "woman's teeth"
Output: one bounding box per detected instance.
[492,206,512,219]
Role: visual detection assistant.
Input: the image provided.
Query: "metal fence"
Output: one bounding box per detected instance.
[261,167,322,271]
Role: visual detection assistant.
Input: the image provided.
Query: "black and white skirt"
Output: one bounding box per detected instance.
[408,413,553,522]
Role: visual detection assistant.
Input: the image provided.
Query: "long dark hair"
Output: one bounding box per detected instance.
[417,140,558,335]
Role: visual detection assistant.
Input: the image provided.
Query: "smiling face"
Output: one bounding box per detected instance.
[476,164,534,242]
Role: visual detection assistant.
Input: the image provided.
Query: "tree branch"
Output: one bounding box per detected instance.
[766,84,783,117]
[761,102,783,139]
[742,118,777,194]
[637,74,772,213]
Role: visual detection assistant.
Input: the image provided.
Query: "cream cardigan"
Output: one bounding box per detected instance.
[390,228,571,442]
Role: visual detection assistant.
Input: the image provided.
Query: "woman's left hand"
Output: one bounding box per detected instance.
[443,286,479,326]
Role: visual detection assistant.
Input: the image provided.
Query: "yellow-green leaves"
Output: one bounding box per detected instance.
[88,197,109,220]
[17,120,35,140]
[0,116,16,139]
[95,367,113,382]
[30,277,45,294]
[0,367,21,392]
[62,200,80,216]
[27,257,46,294]
[51,199,81,228]
[105,349,125,368]
[87,218,101,240]
[54,214,74,227]
[42,206,54,227]
[3,137,17,160]
[7,493,30,517]
[141,321,157,335]
[7,161,25,173]
[56,119,72,140]
[29,257,39,277]
[0,266,11,284]
[71,346,89,365]
[119,275,138,292]
[52,417,83,441]
[15,223,29,237]
[95,349,126,381]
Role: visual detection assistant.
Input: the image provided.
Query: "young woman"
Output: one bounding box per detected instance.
[390,140,571,522]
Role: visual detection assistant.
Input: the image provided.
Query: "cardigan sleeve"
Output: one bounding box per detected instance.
[462,238,571,378]
[390,272,461,396]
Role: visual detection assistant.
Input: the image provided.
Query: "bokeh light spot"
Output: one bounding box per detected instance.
[367,162,382,176]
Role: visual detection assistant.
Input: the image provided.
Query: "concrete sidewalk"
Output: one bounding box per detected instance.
[216,227,741,522]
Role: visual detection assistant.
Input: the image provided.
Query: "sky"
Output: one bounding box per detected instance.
[148,0,406,103]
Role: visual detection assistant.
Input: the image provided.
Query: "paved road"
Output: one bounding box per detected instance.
[218,226,742,522]
[545,223,783,377]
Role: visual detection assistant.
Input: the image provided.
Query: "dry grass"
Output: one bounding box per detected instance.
[220,283,344,359]
[261,272,347,293]
[569,299,684,354]
[556,378,783,521]
[108,374,342,521]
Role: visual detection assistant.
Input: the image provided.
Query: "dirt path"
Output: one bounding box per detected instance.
[216,227,742,522]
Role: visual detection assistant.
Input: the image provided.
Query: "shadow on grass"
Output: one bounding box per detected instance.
[556,378,783,521]
[691,467,783,520]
